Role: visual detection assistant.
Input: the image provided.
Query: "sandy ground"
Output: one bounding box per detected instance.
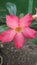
[0,41,37,65]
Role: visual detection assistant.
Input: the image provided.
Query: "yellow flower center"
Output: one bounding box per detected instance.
[15,27,22,32]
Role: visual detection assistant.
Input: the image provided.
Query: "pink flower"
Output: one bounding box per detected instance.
[0,35,1,40]
[0,13,36,48]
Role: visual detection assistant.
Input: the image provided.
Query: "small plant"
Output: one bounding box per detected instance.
[0,2,37,48]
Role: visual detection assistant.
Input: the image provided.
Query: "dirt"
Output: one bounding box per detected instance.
[0,42,37,65]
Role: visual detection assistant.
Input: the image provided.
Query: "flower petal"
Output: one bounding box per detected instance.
[14,32,24,48]
[19,13,33,28]
[0,35,1,41]
[1,29,16,43]
[6,15,18,29]
[22,27,36,39]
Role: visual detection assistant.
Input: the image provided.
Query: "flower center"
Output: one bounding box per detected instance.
[15,27,22,32]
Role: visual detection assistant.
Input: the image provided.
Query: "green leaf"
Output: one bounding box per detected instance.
[19,13,24,18]
[0,25,9,33]
[31,37,37,45]
[30,21,37,30]
[6,2,17,15]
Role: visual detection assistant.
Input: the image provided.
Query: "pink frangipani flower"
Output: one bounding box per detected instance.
[0,13,36,48]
